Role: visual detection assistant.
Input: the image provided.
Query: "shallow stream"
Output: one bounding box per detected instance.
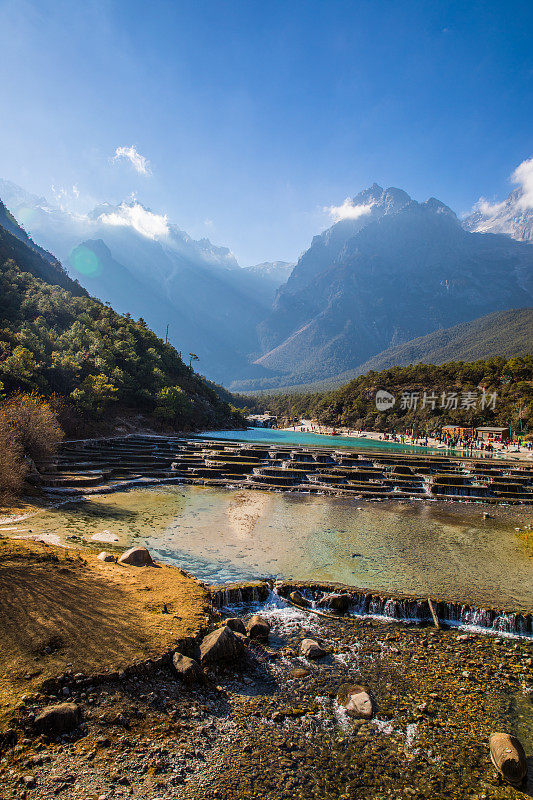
[3,485,532,608]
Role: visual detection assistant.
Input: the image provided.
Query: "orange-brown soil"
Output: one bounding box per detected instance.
[0,537,210,728]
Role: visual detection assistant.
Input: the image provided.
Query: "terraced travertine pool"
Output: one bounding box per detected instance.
[3,485,532,609]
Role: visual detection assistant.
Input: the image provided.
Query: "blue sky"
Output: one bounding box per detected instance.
[0,0,531,264]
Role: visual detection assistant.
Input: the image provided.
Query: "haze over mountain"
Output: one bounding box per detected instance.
[2,170,533,392]
[243,261,294,290]
[0,179,276,384]
[0,197,237,431]
[0,198,86,297]
[253,309,533,394]
[246,184,533,389]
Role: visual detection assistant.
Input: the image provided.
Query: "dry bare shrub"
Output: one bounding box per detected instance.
[0,393,64,497]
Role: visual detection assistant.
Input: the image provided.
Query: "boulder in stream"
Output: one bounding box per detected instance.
[225,617,247,635]
[317,592,351,614]
[337,683,374,719]
[300,638,327,659]
[289,590,310,607]
[246,615,270,641]
[200,625,245,665]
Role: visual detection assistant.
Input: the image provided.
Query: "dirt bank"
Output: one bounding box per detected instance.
[0,538,210,729]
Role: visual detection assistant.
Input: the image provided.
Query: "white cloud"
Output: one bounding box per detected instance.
[471,155,533,220]
[98,202,168,239]
[325,198,374,222]
[472,198,507,217]
[112,145,151,175]
[512,156,533,210]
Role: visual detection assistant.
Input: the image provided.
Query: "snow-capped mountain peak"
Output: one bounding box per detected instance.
[463,157,533,242]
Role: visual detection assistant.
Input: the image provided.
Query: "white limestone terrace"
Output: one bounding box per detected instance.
[34,434,533,504]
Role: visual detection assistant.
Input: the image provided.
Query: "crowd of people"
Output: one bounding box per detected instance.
[288,420,532,454]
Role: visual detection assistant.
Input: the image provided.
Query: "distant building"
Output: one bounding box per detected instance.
[246,413,277,428]
[476,426,510,442]
[442,425,474,438]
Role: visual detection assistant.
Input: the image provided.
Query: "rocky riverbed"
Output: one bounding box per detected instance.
[1,596,532,800]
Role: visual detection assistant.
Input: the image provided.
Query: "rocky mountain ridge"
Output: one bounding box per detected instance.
[251,186,533,387]
[463,185,533,242]
[2,175,532,390]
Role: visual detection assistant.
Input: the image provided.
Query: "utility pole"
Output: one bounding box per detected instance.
[165,324,169,344]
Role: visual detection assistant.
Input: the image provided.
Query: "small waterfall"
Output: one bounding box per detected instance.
[211,582,270,609]
[275,583,532,638]
[384,598,400,619]
[493,613,516,634]
[369,596,385,615]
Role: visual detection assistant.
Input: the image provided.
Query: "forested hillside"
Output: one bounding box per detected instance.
[0,245,241,435]
[0,200,87,296]
[244,357,533,434]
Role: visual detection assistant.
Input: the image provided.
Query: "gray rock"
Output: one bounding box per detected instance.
[300,638,327,659]
[97,552,115,562]
[317,592,351,614]
[337,683,373,719]
[118,547,154,566]
[172,653,202,684]
[200,626,245,665]
[225,617,247,635]
[34,703,81,734]
[246,615,270,641]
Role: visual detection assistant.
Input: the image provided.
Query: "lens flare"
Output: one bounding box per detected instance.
[69,245,102,277]
[17,206,36,227]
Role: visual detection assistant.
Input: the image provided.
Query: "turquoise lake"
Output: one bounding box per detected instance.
[196,427,479,457]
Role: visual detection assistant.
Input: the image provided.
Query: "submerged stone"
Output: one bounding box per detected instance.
[291,667,311,678]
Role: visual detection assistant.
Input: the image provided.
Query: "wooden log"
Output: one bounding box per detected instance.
[489,732,527,785]
[427,598,440,629]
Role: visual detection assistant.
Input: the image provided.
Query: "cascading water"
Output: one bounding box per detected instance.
[274,583,532,638]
